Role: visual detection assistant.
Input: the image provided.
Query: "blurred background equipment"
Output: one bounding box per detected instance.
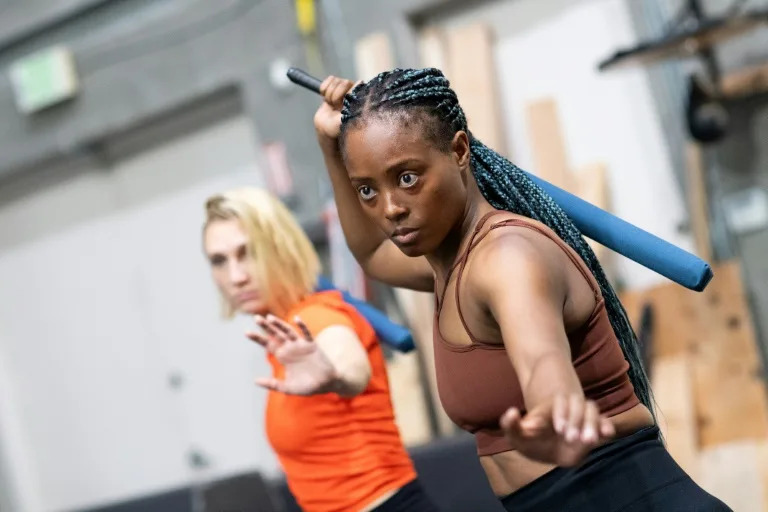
[1,1,768,511]
[599,0,768,144]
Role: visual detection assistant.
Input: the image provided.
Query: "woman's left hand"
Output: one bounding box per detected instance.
[246,314,338,396]
[499,393,615,467]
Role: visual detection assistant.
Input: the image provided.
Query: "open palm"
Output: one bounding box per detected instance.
[500,394,615,467]
[246,314,337,396]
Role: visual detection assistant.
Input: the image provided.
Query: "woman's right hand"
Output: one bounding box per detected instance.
[247,314,338,396]
[313,75,357,142]
[500,393,615,467]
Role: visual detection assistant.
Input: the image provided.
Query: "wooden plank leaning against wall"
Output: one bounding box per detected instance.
[621,140,768,510]
[622,261,768,511]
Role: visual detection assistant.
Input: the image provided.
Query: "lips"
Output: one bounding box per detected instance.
[391,227,419,245]
[236,291,259,303]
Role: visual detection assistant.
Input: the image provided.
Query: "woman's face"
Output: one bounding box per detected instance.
[342,116,470,257]
[203,218,267,315]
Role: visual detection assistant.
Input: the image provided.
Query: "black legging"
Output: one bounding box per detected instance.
[372,478,441,512]
[501,426,732,512]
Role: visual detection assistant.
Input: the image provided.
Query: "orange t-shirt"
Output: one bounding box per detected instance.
[265,291,417,512]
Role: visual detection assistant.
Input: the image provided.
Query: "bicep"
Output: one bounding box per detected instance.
[479,237,572,387]
[490,290,572,387]
[363,241,434,292]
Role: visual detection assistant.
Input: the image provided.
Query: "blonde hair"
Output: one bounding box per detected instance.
[203,187,321,318]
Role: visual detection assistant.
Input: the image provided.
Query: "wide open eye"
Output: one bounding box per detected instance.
[399,173,419,188]
[358,185,378,201]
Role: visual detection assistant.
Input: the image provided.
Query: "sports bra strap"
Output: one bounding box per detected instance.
[436,210,508,313]
[449,214,603,346]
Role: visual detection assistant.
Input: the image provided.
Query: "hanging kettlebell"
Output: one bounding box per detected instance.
[686,74,729,143]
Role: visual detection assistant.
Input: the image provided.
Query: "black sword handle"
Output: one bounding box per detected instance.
[286,67,323,94]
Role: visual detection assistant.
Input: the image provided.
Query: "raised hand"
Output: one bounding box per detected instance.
[313,75,358,141]
[246,314,338,396]
[499,393,615,467]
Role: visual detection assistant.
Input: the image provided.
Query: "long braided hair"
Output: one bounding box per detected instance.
[339,67,656,419]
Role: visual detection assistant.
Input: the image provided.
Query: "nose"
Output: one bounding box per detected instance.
[228,260,250,286]
[382,192,408,222]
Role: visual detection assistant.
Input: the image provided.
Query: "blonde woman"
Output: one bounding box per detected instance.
[202,187,439,512]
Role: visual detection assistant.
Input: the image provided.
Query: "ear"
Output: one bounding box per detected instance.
[451,131,471,170]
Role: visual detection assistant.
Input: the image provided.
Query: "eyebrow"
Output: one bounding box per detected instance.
[206,242,248,257]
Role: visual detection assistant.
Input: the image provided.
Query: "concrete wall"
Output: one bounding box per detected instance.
[1,0,758,270]
[0,0,329,222]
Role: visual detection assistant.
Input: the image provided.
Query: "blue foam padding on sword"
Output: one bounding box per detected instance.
[525,173,713,292]
[316,276,415,352]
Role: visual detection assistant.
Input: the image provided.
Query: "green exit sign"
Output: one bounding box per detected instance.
[8,45,80,114]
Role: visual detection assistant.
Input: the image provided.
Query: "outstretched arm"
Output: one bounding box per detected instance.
[315,324,371,397]
[248,314,371,398]
[314,76,434,292]
[475,231,614,466]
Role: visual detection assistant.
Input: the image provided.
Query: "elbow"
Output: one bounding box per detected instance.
[358,251,382,276]
[339,248,374,277]
[335,364,372,398]
[315,325,373,397]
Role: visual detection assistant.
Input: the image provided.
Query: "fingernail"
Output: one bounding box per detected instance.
[567,427,579,442]
[582,427,595,442]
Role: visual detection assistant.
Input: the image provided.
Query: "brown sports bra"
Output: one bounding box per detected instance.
[433,211,639,456]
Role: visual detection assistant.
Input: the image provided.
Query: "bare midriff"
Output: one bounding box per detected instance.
[480,403,655,497]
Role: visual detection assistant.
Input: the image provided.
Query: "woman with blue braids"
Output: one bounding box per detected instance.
[313,69,729,511]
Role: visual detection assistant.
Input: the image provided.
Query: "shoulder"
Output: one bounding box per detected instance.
[469,217,567,303]
[290,291,375,344]
[289,291,355,333]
